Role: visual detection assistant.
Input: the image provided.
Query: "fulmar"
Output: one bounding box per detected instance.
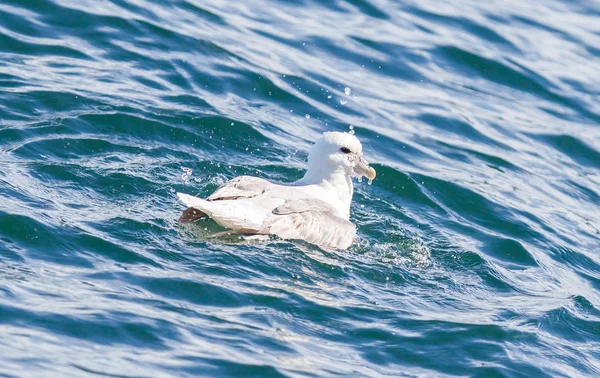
[177,131,376,250]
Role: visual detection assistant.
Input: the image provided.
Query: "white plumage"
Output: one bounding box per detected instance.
[177,131,376,250]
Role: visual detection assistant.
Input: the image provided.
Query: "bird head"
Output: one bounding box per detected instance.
[308,132,376,181]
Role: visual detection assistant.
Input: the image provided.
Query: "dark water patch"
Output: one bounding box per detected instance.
[346,0,389,19]
[536,134,600,169]
[132,19,242,62]
[0,7,45,40]
[0,31,91,60]
[0,211,93,268]
[416,174,543,242]
[439,46,556,98]
[431,239,519,294]
[0,72,26,89]
[5,90,94,118]
[482,237,538,269]
[274,72,368,118]
[178,1,227,26]
[436,141,523,173]
[509,14,582,48]
[79,112,204,145]
[351,125,433,167]
[158,94,213,112]
[0,304,173,349]
[537,301,600,344]
[139,276,244,308]
[174,59,231,95]
[312,36,426,82]
[439,45,600,123]
[131,75,170,91]
[74,230,161,267]
[178,357,288,378]
[549,245,600,288]
[409,6,519,51]
[76,112,271,159]
[351,36,430,70]
[212,66,310,106]
[11,135,150,162]
[370,318,542,377]
[0,237,24,263]
[370,166,442,210]
[418,112,511,150]
[463,148,523,173]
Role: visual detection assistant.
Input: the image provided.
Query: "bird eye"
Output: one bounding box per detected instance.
[340,147,351,154]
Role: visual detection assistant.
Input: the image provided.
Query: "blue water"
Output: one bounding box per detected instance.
[1,0,599,376]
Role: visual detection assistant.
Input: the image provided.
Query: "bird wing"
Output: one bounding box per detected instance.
[207,176,271,201]
[263,198,356,250]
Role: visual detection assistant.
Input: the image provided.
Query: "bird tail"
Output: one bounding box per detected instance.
[177,193,215,223]
[177,193,212,215]
[176,192,265,230]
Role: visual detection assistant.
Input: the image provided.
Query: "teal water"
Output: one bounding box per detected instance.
[1,0,600,376]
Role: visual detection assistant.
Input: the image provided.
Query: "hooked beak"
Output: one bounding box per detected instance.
[353,156,376,180]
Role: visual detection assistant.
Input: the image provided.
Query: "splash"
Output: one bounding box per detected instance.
[181,167,192,184]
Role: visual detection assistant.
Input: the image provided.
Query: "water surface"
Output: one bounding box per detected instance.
[1,0,600,376]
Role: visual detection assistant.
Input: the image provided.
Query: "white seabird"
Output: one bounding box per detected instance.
[177,131,376,250]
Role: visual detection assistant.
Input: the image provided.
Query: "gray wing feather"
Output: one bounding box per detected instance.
[207,176,271,201]
[264,199,356,250]
[272,198,338,215]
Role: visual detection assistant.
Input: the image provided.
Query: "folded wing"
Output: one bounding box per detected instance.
[207,176,271,201]
[263,198,356,250]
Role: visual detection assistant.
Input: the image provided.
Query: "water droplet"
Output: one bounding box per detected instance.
[327,95,332,99]
[305,114,310,119]
[357,176,363,183]
[368,178,373,185]
[344,87,351,95]
[181,167,193,183]
[340,99,347,105]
